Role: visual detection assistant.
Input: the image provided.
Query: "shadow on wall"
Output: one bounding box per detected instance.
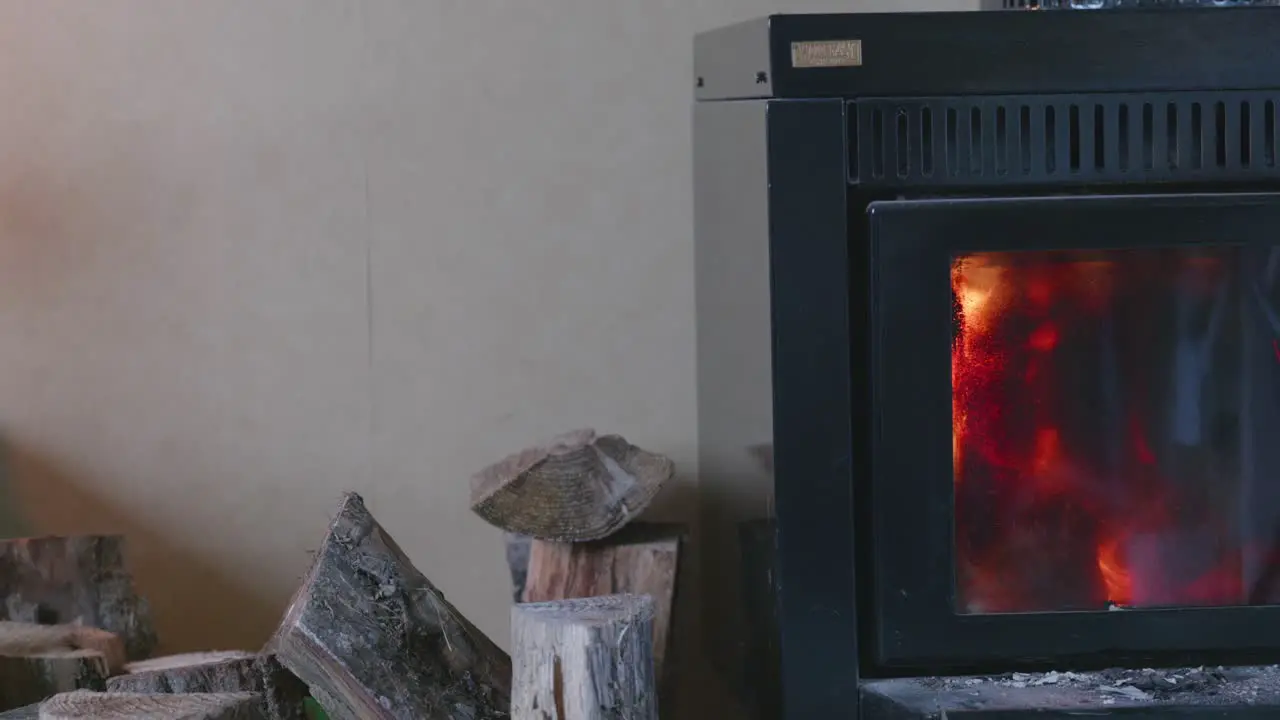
[0,434,280,654]
[634,468,752,719]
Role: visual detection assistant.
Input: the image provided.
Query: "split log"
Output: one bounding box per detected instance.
[511,594,657,720]
[0,652,108,712]
[0,536,156,660]
[106,652,306,720]
[0,621,129,710]
[508,523,684,685]
[470,429,673,541]
[266,492,510,720]
[37,690,264,719]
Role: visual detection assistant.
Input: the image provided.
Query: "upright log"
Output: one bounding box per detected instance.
[0,621,127,711]
[511,594,657,720]
[266,493,510,720]
[106,652,306,720]
[38,690,264,720]
[470,429,674,542]
[510,523,684,685]
[0,536,156,660]
[0,653,108,712]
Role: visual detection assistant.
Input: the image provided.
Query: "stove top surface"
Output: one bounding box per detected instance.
[695,7,1280,101]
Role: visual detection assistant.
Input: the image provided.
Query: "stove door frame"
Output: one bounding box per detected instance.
[868,191,1280,672]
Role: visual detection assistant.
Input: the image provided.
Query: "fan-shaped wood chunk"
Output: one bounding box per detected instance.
[38,690,264,720]
[470,429,674,541]
[107,652,306,720]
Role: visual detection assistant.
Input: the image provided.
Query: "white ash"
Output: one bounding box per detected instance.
[919,665,1278,704]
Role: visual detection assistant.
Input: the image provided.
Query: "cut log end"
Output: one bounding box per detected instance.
[105,652,307,720]
[38,690,265,720]
[470,430,674,542]
[122,651,256,675]
[268,492,510,720]
[518,593,655,624]
[0,622,126,675]
[511,594,657,720]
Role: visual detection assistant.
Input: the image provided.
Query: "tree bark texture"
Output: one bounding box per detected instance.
[0,536,156,660]
[266,492,510,720]
[107,652,306,720]
[511,594,657,720]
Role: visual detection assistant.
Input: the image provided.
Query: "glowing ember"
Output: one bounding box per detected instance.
[952,248,1268,614]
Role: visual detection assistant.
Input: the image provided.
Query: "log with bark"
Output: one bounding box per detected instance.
[507,522,684,687]
[266,492,510,720]
[0,536,156,660]
[37,690,265,719]
[0,653,107,713]
[511,594,657,720]
[106,652,306,720]
[0,621,129,711]
[470,429,673,541]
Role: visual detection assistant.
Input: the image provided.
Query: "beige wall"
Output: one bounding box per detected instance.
[0,0,973,659]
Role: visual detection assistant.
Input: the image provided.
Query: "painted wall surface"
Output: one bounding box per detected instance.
[0,0,974,685]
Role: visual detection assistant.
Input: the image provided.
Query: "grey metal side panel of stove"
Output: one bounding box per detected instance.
[694,17,772,102]
[694,98,781,716]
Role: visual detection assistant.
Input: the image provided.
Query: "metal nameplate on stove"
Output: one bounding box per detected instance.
[790,39,862,68]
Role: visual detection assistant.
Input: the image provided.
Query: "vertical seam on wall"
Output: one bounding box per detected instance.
[358,0,375,490]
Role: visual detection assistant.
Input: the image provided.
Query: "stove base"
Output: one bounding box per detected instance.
[861,665,1280,718]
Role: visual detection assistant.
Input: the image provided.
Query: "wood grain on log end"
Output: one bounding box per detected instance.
[106,652,306,720]
[267,492,510,720]
[470,429,674,542]
[0,622,126,675]
[121,651,255,675]
[38,690,265,720]
[0,536,157,660]
[511,594,657,720]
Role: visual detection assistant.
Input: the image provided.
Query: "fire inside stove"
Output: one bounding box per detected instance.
[952,245,1280,614]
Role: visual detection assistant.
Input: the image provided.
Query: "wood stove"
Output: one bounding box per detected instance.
[694,6,1280,719]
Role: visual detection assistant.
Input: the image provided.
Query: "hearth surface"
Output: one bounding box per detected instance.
[863,665,1280,718]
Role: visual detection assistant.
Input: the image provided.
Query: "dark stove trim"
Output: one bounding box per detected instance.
[767,99,860,720]
[695,9,1280,102]
[694,96,859,720]
[868,192,1280,673]
[849,91,1280,190]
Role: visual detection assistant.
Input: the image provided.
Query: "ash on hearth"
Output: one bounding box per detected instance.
[863,665,1280,718]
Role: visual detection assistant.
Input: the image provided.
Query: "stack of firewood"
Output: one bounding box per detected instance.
[470,428,684,719]
[0,428,678,720]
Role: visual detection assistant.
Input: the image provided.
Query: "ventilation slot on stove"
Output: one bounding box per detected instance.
[850,92,1280,188]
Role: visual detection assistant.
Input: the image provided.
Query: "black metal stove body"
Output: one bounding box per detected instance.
[694,8,1280,720]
